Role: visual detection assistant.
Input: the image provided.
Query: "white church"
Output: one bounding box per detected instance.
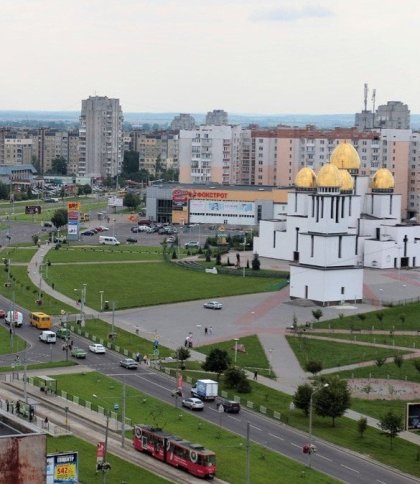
[253,142,420,305]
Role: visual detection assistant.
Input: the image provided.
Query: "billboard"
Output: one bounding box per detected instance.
[25,205,42,215]
[108,196,123,207]
[172,189,189,210]
[406,402,420,430]
[67,202,80,241]
[67,202,81,211]
[190,200,254,214]
[46,452,79,484]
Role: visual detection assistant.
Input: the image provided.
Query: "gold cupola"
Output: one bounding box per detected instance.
[330,142,361,173]
[370,168,395,192]
[294,166,317,190]
[317,163,342,189]
[339,169,354,193]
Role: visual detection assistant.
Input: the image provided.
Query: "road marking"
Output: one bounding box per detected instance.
[268,433,284,441]
[376,480,386,484]
[317,454,332,462]
[340,464,359,474]
[250,425,262,431]
[291,442,301,449]
[228,415,241,422]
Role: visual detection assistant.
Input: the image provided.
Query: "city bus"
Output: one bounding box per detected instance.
[30,312,52,330]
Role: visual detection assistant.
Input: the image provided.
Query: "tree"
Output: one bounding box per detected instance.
[314,376,351,427]
[357,313,366,323]
[357,417,368,438]
[224,367,251,393]
[50,157,67,175]
[293,383,313,416]
[123,192,141,210]
[379,410,404,449]
[175,346,191,369]
[202,349,231,380]
[312,309,323,324]
[51,208,67,229]
[394,354,404,370]
[122,151,140,174]
[0,181,9,200]
[305,360,323,375]
[413,359,420,376]
[251,253,261,270]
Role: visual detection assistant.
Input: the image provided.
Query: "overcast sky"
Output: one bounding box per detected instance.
[2,0,419,114]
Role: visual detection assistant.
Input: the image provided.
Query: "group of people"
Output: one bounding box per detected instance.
[62,340,74,351]
[135,353,150,365]
[204,326,213,336]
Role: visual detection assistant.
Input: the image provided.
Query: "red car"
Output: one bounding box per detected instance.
[0,309,5,318]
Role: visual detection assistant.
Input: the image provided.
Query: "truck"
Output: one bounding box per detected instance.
[5,311,23,328]
[39,330,56,343]
[190,379,218,401]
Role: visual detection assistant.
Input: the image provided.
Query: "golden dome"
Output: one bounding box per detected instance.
[317,163,342,188]
[294,167,317,189]
[339,169,354,191]
[370,168,395,190]
[330,142,361,170]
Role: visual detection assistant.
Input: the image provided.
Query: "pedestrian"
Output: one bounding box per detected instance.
[51,283,55,290]
[253,370,258,381]
[184,338,188,348]
[135,352,140,362]
[16,401,20,415]
[10,401,14,414]
[143,354,148,364]
[204,327,208,335]
[209,326,213,335]
[6,400,9,412]
[70,340,74,350]
[44,416,49,430]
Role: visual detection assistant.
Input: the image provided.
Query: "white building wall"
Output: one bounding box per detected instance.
[364,193,401,221]
[307,195,350,234]
[299,234,358,267]
[290,266,363,303]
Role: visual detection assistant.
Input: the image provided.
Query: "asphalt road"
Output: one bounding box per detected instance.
[1,315,416,484]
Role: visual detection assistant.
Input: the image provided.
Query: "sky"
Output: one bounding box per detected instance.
[1,0,419,114]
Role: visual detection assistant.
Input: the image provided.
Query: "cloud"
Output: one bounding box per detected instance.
[251,5,334,22]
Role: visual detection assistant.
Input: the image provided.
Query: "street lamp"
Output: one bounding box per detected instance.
[93,394,110,484]
[308,383,329,468]
[74,284,87,327]
[234,338,239,364]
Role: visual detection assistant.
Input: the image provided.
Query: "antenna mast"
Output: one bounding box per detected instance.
[363,83,369,112]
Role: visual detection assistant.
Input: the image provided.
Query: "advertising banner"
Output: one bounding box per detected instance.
[67,202,81,211]
[172,189,189,210]
[406,402,420,430]
[67,211,79,221]
[25,205,41,215]
[190,200,254,214]
[46,452,78,484]
[67,221,79,237]
[108,196,123,207]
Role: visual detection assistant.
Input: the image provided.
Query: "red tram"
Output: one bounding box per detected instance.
[133,424,216,479]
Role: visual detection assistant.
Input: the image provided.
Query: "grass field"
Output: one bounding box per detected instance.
[316,302,420,331]
[1,247,37,263]
[48,262,282,310]
[47,435,167,484]
[0,360,77,373]
[286,336,407,369]
[46,246,165,263]
[316,332,420,349]
[197,335,275,378]
[50,372,336,484]
[0,324,27,354]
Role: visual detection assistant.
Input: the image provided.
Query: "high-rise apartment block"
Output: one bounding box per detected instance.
[170,113,196,130]
[205,109,228,126]
[79,96,123,178]
[355,101,410,131]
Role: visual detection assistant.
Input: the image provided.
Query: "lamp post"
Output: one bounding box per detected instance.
[308,383,329,468]
[111,302,116,337]
[99,291,104,312]
[93,394,110,484]
[242,235,246,278]
[234,338,239,364]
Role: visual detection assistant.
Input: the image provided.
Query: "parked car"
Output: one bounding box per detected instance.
[166,236,176,243]
[216,397,240,413]
[131,226,140,233]
[96,226,109,232]
[120,358,138,369]
[71,347,87,359]
[126,237,137,244]
[138,225,152,232]
[0,309,5,318]
[182,397,204,411]
[185,241,200,249]
[203,301,223,310]
[81,230,96,236]
[88,343,106,354]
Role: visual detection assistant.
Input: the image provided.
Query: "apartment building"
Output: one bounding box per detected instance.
[170,113,196,130]
[355,100,410,131]
[205,109,228,126]
[79,96,123,178]
[4,138,33,165]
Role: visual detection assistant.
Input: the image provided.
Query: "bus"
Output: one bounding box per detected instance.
[133,425,216,479]
[30,312,52,330]
[80,213,90,222]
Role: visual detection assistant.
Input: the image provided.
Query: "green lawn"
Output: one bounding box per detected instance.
[74,319,172,359]
[1,247,37,263]
[46,246,165,263]
[197,335,275,378]
[286,336,407,370]
[350,398,407,422]
[2,266,75,315]
[47,435,167,484]
[0,324,27,354]
[334,356,420,383]
[48,262,282,310]
[316,303,420,331]
[0,360,77,373]
[49,372,335,484]
[316,332,420,349]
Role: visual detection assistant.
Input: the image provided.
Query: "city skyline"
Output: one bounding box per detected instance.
[1,0,419,113]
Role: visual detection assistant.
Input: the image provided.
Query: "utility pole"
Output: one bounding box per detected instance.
[245,422,250,484]
[23,348,28,403]
[121,382,126,448]
[112,302,115,336]
[102,412,110,484]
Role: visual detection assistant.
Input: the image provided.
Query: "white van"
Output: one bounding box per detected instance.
[5,311,23,328]
[99,236,120,246]
[39,330,56,343]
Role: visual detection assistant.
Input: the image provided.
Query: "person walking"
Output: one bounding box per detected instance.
[253,370,258,381]
[204,327,208,335]
[209,326,213,335]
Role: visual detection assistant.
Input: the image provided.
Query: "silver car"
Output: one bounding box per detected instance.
[182,397,204,411]
[203,301,223,310]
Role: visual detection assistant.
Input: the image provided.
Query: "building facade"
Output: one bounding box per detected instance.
[79,96,124,178]
[170,113,196,130]
[205,109,228,126]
